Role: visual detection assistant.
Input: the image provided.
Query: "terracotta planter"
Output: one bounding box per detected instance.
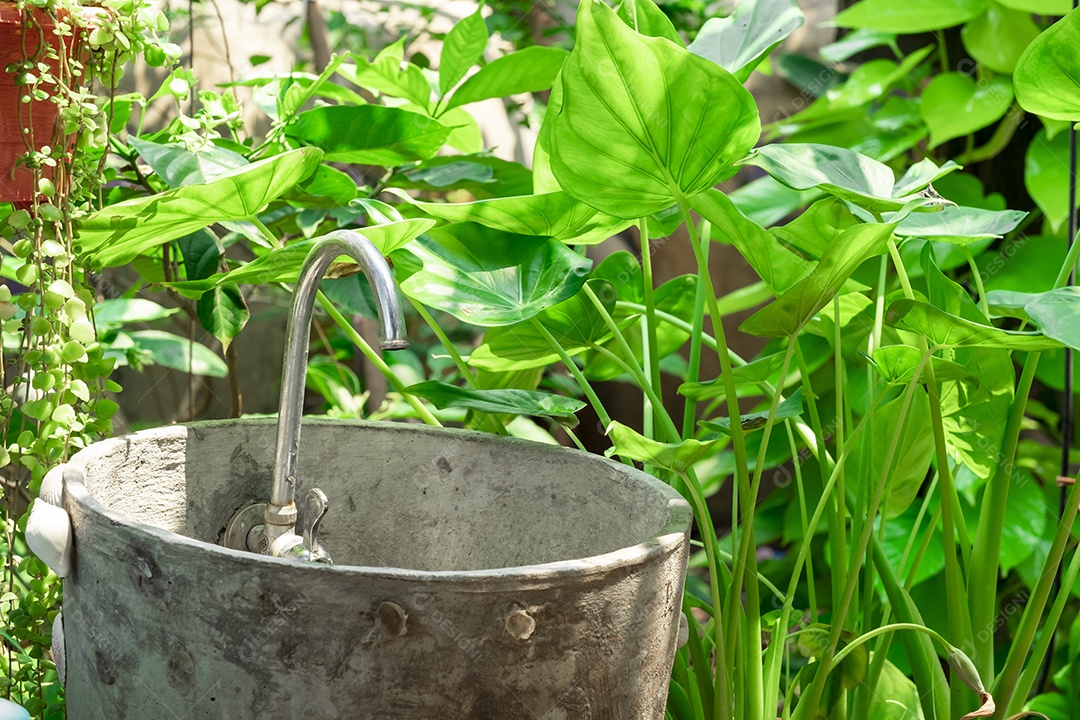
[0,5,70,204]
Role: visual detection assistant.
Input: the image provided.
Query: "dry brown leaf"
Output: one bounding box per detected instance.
[960,692,995,720]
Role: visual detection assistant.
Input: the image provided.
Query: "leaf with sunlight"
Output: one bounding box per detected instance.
[549,0,760,218]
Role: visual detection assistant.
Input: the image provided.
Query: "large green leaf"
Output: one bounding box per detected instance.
[700,389,804,435]
[390,155,534,199]
[405,381,585,425]
[469,279,617,371]
[93,298,179,328]
[446,46,569,110]
[920,73,1014,148]
[691,189,811,293]
[834,0,987,33]
[605,421,717,473]
[868,660,925,719]
[887,299,1063,350]
[739,144,958,213]
[77,148,322,268]
[1024,288,1080,352]
[1015,8,1080,122]
[393,223,592,326]
[166,219,434,296]
[740,222,895,337]
[196,284,249,353]
[687,0,804,82]
[849,386,934,519]
[940,347,1014,478]
[129,138,248,188]
[997,0,1071,12]
[548,0,760,218]
[439,6,488,96]
[1000,469,1049,573]
[1026,129,1080,234]
[960,3,1040,75]
[284,106,452,166]
[870,345,978,386]
[407,192,632,244]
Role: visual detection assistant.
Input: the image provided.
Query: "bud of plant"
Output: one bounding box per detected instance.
[946,645,985,693]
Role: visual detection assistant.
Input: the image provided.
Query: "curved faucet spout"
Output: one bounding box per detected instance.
[264,230,407,552]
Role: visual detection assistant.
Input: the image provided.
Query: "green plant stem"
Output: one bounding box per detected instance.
[409,299,508,436]
[968,353,1039,680]
[833,294,848,617]
[964,246,991,318]
[317,291,442,426]
[832,623,952,667]
[640,217,663,439]
[784,420,817,620]
[957,104,1025,165]
[682,222,711,438]
[993,475,1080,712]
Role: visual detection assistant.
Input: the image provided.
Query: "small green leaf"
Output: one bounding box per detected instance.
[196,284,249,353]
[605,420,717,473]
[447,46,569,110]
[769,198,860,260]
[393,223,592,326]
[284,106,452,166]
[920,73,1013,148]
[960,3,1040,75]
[700,388,804,435]
[405,381,586,425]
[890,205,1027,243]
[687,0,804,81]
[1025,129,1080,234]
[886,299,1062,350]
[77,148,323,267]
[834,0,987,33]
[439,6,489,96]
[549,0,759,218]
[740,222,895,337]
[339,37,432,108]
[1015,8,1080,122]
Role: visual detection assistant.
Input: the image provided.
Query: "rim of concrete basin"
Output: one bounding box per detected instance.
[65,418,694,585]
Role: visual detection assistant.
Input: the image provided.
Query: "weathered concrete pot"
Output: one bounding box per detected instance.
[60,418,692,719]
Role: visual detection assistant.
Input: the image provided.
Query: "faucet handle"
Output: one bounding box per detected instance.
[300,488,332,564]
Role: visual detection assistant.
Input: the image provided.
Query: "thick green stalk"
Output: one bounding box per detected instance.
[530,319,615,429]
[682,222,711,438]
[640,217,662,440]
[993,474,1080,714]
[968,354,1039,680]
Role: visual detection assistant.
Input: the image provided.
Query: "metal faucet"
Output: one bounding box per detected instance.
[223,230,407,562]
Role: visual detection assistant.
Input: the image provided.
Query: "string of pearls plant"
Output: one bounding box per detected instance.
[1,0,178,714]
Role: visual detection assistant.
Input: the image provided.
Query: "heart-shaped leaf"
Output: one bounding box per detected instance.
[960,4,1040,75]
[549,0,760,218]
[739,143,958,212]
[869,345,978,386]
[887,299,1063,350]
[469,279,618,371]
[1015,8,1080,122]
[405,381,586,425]
[740,222,895,337]
[393,223,592,326]
[921,73,1014,148]
[77,148,323,268]
[284,106,452,166]
[605,420,717,473]
[834,0,987,33]
[1025,129,1080,234]
[687,0,805,82]
[406,192,632,245]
